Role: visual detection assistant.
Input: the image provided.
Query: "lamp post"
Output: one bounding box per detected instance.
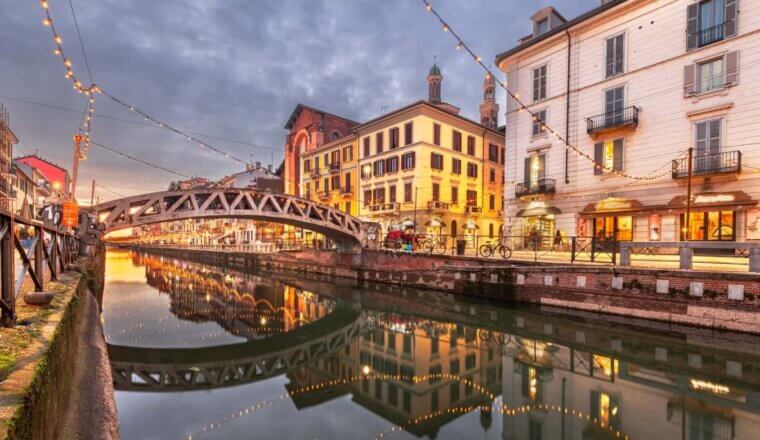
[685,147,693,241]
[412,187,418,252]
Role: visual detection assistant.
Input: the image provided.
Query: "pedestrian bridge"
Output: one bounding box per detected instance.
[88,189,366,250]
[108,304,365,392]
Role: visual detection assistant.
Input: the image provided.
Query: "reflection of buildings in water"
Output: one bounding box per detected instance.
[501,338,760,440]
[137,254,335,341]
[288,318,503,437]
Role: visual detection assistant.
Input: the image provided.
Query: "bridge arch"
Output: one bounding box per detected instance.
[90,189,366,250]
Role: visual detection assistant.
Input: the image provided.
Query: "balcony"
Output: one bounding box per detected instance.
[329,162,341,173]
[340,186,353,196]
[586,107,639,135]
[672,150,741,179]
[694,22,728,48]
[465,205,482,215]
[515,178,556,198]
[317,190,330,200]
[309,168,320,178]
[368,202,399,215]
[428,200,450,213]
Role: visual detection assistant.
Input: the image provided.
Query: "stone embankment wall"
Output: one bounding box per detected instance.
[125,245,760,334]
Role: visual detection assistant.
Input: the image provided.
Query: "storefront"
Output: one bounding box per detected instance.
[579,197,659,241]
[514,202,560,249]
[667,191,757,243]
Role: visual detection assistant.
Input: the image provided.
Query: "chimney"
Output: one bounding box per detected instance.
[255,161,261,170]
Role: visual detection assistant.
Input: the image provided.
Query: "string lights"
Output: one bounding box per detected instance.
[418,0,670,182]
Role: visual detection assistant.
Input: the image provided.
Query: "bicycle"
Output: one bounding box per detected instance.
[417,236,446,255]
[478,239,512,259]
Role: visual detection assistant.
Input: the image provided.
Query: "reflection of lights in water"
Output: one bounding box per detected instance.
[259,317,267,326]
[205,294,210,302]
[690,379,730,395]
[362,365,371,375]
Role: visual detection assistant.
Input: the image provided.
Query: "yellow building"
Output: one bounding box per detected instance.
[300,135,359,216]
[357,65,505,241]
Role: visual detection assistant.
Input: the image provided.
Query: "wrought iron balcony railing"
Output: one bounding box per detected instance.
[368,202,399,214]
[694,22,729,48]
[317,190,330,199]
[309,168,320,178]
[515,178,556,198]
[428,201,450,212]
[586,106,639,135]
[329,162,341,173]
[465,205,482,214]
[672,150,741,179]
[339,186,353,195]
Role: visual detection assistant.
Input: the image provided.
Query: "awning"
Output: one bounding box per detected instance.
[667,191,757,211]
[425,218,446,228]
[400,219,416,228]
[464,220,479,230]
[515,207,561,217]
[580,197,661,217]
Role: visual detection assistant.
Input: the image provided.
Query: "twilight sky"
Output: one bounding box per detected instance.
[1,0,595,203]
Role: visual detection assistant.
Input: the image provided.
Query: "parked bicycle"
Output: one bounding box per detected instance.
[417,235,447,255]
[478,239,512,259]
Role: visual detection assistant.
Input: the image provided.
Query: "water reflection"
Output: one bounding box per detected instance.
[103,249,760,440]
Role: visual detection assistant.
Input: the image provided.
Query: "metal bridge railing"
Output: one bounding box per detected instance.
[0,209,79,327]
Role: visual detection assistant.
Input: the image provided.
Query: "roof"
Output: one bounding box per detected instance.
[14,154,71,177]
[495,0,629,67]
[283,103,360,130]
[12,163,35,183]
[428,63,441,76]
[356,100,505,138]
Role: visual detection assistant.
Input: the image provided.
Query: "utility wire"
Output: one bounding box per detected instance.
[90,140,190,178]
[67,0,93,84]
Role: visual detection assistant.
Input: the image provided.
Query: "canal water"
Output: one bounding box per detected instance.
[103,249,760,440]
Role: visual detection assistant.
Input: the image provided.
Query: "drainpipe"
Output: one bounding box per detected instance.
[564,29,572,185]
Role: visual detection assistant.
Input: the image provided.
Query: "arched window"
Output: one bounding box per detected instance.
[451,220,458,238]
[489,223,494,238]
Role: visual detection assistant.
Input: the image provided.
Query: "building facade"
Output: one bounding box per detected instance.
[496,0,760,246]
[0,102,17,212]
[288,65,506,242]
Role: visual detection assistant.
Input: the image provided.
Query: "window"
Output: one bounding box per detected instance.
[489,194,496,210]
[401,152,416,170]
[698,58,724,93]
[331,175,340,190]
[689,0,734,50]
[404,122,413,145]
[450,382,460,403]
[594,139,624,175]
[331,150,341,165]
[695,118,722,159]
[363,137,370,157]
[604,86,625,125]
[489,168,496,183]
[374,159,385,177]
[524,154,546,185]
[344,173,351,191]
[323,153,328,166]
[605,34,625,77]
[533,64,547,102]
[433,123,441,145]
[451,186,458,204]
[304,159,311,172]
[450,359,460,375]
[465,353,476,370]
[323,178,329,191]
[536,17,549,36]
[343,146,353,162]
[431,390,439,411]
[466,190,477,206]
[373,187,385,204]
[452,130,462,152]
[532,109,547,136]
[389,185,396,203]
[376,132,384,153]
[467,162,478,178]
[361,164,372,179]
[452,158,462,174]
[404,183,413,203]
[387,384,398,407]
[363,189,372,207]
[314,156,320,170]
[467,136,476,156]
[432,183,440,201]
[386,156,399,173]
[431,153,444,170]
[390,127,400,149]
[488,144,499,163]
[501,147,505,165]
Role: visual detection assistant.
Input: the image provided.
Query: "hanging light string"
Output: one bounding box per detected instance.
[419,0,671,182]
[39,1,247,166]
[99,90,247,164]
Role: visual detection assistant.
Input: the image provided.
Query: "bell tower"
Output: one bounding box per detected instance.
[479,72,499,130]
[427,59,442,103]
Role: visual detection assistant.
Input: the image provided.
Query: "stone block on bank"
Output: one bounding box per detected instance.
[728,284,744,301]
[544,275,554,286]
[611,276,623,290]
[689,282,704,297]
[655,347,668,362]
[656,279,669,294]
[23,291,54,305]
[726,360,742,378]
[544,324,553,335]
[576,276,586,288]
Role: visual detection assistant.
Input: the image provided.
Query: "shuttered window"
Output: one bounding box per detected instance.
[687,0,736,50]
[605,87,625,125]
[695,119,721,156]
[433,123,441,145]
[593,139,624,175]
[605,34,625,77]
[404,122,413,145]
[376,132,384,154]
[452,130,462,152]
[524,154,546,185]
[452,158,462,174]
[430,153,444,170]
[532,64,547,102]
[401,152,416,170]
[532,109,547,136]
[390,127,399,149]
[684,51,738,96]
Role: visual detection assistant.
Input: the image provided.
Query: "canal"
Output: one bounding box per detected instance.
[102,248,760,440]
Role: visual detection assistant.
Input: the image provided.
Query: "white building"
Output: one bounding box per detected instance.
[496,0,760,247]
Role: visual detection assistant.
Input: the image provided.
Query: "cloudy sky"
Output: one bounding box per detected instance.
[2,0,595,202]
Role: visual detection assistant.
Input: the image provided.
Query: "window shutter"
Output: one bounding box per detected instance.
[613,139,624,171]
[683,64,696,96]
[594,142,604,175]
[524,157,531,184]
[686,3,698,50]
[605,38,614,77]
[538,155,546,179]
[725,0,737,38]
[725,51,739,85]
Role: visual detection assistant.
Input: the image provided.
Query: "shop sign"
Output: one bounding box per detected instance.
[595,198,633,212]
[694,194,735,205]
